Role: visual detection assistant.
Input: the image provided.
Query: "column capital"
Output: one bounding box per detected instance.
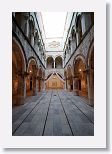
[16,71,29,78]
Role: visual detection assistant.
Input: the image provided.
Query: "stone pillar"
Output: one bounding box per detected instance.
[87,69,94,106]
[34,79,37,95]
[16,75,25,105]
[74,78,79,95]
[64,80,67,90]
[34,35,39,54]
[31,34,34,46]
[76,32,79,45]
[54,60,55,68]
[81,15,86,35]
[45,60,46,68]
[71,40,75,53]
[73,77,75,92]
[43,80,46,91]
[25,20,29,37]
[67,78,70,91]
[23,77,26,98]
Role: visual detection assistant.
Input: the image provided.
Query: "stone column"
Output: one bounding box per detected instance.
[67,78,70,91]
[54,60,55,68]
[74,77,79,95]
[24,18,29,37]
[31,34,34,46]
[64,79,67,90]
[87,69,94,106]
[73,77,75,92]
[35,78,38,95]
[23,77,26,99]
[16,74,26,105]
[43,80,46,91]
[34,36,39,54]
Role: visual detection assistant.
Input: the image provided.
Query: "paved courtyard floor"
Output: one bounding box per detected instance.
[12,90,94,136]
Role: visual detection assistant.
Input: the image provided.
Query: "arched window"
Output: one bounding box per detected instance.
[71,26,77,51]
[15,12,29,36]
[15,12,22,27]
[76,14,82,45]
[28,16,35,46]
[81,13,93,35]
[46,57,54,69]
[55,56,63,69]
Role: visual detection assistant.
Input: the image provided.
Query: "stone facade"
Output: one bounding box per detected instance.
[12,12,46,106]
[12,12,94,107]
[63,12,94,106]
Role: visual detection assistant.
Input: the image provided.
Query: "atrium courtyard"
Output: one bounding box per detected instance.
[12,12,94,136]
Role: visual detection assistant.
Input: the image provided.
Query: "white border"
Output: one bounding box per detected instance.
[0,0,106,148]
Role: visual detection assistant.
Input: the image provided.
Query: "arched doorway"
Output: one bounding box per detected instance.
[74,56,88,96]
[26,59,37,96]
[46,56,54,69]
[12,38,26,106]
[55,56,63,68]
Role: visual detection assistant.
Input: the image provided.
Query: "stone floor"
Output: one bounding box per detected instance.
[12,90,94,136]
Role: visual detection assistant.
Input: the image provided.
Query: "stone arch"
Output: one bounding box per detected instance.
[55,54,63,60]
[73,54,87,72]
[27,57,38,71]
[26,58,38,96]
[46,56,54,69]
[55,56,63,68]
[73,55,88,96]
[12,37,26,106]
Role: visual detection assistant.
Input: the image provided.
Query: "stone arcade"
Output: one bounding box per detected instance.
[12,12,94,136]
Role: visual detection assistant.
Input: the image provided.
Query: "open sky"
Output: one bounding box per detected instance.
[41,12,67,39]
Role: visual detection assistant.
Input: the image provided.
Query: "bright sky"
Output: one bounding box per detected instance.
[41,12,67,39]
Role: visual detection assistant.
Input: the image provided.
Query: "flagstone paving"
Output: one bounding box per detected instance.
[12,90,94,136]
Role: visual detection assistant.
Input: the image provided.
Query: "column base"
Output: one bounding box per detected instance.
[89,98,94,107]
[15,95,25,106]
[74,90,79,96]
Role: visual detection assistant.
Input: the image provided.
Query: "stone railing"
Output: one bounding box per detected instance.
[12,16,45,69]
[45,68,64,79]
